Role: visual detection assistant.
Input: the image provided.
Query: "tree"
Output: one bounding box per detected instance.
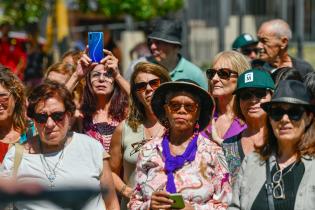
[1,0,184,28]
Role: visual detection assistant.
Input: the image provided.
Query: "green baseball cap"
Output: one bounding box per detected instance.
[232,33,258,49]
[235,68,275,93]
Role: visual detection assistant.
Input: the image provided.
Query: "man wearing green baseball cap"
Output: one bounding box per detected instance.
[232,33,258,62]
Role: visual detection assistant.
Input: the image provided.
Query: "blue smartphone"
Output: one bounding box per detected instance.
[88,32,104,63]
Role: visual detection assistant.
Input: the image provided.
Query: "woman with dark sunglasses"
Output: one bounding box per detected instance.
[229,80,315,210]
[203,51,250,144]
[128,80,231,209]
[109,62,171,210]
[222,69,274,184]
[0,82,120,210]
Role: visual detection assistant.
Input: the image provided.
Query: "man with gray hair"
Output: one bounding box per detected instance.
[257,19,313,79]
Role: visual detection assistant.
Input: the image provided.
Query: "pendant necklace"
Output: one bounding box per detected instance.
[39,138,66,189]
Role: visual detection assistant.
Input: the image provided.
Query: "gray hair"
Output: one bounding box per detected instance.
[262,19,292,40]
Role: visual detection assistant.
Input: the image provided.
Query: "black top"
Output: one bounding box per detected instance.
[251,161,305,210]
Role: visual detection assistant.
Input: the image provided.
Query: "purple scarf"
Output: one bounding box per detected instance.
[162,133,199,193]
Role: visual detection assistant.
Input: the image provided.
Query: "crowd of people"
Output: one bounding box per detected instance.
[1,16,315,210]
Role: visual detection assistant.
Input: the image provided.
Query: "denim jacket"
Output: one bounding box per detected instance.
[228,152,315,210]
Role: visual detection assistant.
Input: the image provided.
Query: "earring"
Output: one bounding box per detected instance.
[194,121,200,134]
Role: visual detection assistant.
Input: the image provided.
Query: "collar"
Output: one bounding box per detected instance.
[169,54,184,76]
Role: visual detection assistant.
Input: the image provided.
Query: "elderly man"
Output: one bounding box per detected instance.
[126,19,207,90]
[256,19,313,79]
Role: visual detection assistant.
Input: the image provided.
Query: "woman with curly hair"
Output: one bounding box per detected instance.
[109,62,171,209]
[0,65,27,162]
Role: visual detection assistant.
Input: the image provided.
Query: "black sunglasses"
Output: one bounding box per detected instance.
[134,79,161,92]
[206,68,238,80]
[33,112,66,124]
[239,89,268,101]
[241,48,258,56]
[269,106,306,121]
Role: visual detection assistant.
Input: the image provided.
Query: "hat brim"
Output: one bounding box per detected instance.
[148,32,181,45]
[151,81,214,131]
[261,97,315,112]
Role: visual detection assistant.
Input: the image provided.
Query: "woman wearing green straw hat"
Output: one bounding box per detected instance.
[229,80,315,210]
[223,68,274,183]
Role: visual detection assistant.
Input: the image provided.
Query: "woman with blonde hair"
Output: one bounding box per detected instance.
[110,62,171,209]
[203,50,250,144]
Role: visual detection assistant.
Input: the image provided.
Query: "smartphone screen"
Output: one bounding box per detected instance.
[88,32,104,62]
[169,193,185,209]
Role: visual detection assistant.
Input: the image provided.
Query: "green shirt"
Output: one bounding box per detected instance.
[170,56,208,90]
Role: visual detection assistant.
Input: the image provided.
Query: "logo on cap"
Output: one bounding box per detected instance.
[244,34,253,41]
[245,72,254,83]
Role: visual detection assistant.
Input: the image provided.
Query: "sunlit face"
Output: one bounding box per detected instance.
[90,64,115,96]
[0,84,15,122]
[164,92,200,132]
[269,103,313,144]
[210,58,238,98]
[47,71,70,84]
[149,39,179,64]
[34,97,70,148]
[239,88,272,121]
[134,72,160,111]
[257,24,283,63]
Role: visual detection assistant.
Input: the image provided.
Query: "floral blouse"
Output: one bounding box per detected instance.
[128,134,232,210]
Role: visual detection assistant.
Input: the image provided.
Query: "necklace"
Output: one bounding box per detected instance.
[39,139,66,189]
[276,160,297,177]
[144,123,164,140]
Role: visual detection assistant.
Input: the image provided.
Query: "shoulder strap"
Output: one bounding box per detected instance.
[13,143,24,177]
[265,159,275,210]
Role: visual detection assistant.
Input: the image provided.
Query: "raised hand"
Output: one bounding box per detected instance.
[100,49,120,79]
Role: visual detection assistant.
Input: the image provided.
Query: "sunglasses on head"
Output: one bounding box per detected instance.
[241,48,258,56]
[33,111,66,124]
[269,106,306,121]
[206,68,238,80]
[239,89,268,101]
[134,78,160,92]
[165,101,198,113]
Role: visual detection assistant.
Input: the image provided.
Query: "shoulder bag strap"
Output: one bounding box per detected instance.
[265,159,275,210]
[13,143,24,177]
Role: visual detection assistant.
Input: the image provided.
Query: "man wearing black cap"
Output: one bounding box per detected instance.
[126,19,207,90]
[232,33,258,62]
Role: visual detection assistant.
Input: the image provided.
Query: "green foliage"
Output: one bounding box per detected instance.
[1,0,183,28]
[1,0,46,29]
[97,0,183,20]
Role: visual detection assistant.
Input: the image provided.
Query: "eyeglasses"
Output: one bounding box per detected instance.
[130,138,150,156]
[134,79,160,92]
[165,101,198,113]
[0,92,11,103]
[206,68,238,80]
[269,106,306,121]
[33,111,66,124]
[239,89,268,101]
[91,71,113,79]
[241,48,258,56]
[272,169,286,199]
